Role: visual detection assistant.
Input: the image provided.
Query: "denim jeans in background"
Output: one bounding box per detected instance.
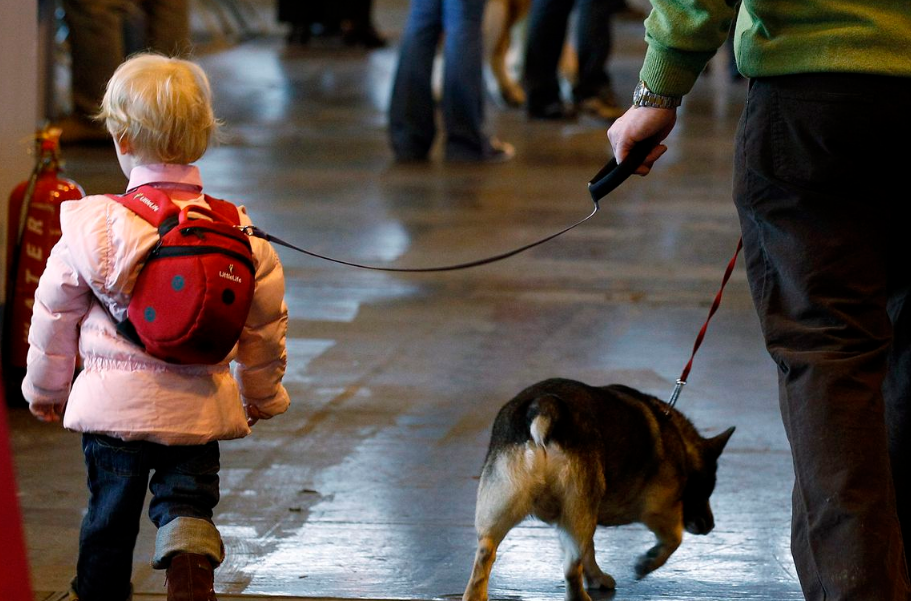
[75,434,220,601]
[388,0,487,160]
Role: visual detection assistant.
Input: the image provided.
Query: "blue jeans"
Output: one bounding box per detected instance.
[75,434,222,601]
[388,0,487,160]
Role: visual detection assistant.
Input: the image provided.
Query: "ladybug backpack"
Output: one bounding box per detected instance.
[108,186,256,365]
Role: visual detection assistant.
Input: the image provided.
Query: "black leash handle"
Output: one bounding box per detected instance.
[245,139,657,273]
[588,136,659,203]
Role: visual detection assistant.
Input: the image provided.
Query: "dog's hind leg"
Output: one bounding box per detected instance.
[463,448,537,601]
[557,486,603,601]
[557,520,598,601]
[635,508,684,579]
[482,0,525,106]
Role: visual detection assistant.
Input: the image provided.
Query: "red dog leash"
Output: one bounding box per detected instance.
[666,237,743,410]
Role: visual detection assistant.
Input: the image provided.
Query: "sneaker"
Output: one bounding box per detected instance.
[446,137,515,164]
[576,94,625,122]
[55,115,110,146]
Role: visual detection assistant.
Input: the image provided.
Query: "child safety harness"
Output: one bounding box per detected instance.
[108,186,255,365]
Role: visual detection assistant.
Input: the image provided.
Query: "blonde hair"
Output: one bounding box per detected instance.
[98,53,219,164]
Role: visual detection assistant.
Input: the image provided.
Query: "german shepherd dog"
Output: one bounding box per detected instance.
[482,0,532,107]
[462,378,735,601]
[482,0,577,107]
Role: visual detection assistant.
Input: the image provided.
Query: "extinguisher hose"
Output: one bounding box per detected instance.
[15,161,43,247]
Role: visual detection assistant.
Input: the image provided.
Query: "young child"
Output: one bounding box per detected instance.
[22,53,290,601]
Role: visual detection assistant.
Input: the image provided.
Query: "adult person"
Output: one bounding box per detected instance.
[523,0,625,121]
[388,0,514,163]
[607,2,911,600]
[57,0,191,144]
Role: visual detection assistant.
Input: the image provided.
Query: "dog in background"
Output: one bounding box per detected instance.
[482,0,577,107]
[462,378,735,601]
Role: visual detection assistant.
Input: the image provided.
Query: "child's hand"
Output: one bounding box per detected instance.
[245,404,267,427]
[30,402,66,423]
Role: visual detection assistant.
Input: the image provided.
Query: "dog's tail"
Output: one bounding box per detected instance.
[527,394,563,448]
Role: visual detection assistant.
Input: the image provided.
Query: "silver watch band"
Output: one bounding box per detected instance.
[632,80,682,109]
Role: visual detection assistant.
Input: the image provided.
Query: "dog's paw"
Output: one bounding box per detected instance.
[501,85,526,108]
[585,572,616,591]
[566,589,593,601]
[634,549,662,580]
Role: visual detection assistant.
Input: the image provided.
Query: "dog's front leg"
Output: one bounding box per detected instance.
[582,545,616,591]
[635,511,684,579]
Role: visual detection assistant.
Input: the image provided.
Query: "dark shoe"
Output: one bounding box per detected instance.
[166,553,216,601]
[527,101,576,121]
[576,94,625,122]
[55,115,110,146]
[447,137,515,164]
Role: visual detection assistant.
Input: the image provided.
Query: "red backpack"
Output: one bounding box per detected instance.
[108,186,255,365]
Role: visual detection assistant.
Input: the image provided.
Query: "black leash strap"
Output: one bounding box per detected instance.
[244,139,656,273]
[242,206,598,273]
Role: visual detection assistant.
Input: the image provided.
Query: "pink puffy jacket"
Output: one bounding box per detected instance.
[22,184,290,445]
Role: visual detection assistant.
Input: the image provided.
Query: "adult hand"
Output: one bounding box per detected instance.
[607,106,678,176]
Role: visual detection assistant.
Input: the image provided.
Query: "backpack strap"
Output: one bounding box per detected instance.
[107,185,180,228]
[204,195,241,225]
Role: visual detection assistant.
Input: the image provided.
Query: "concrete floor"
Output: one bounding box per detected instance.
[12,1,803,599]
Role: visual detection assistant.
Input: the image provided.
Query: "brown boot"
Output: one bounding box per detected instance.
[166,553,217,601]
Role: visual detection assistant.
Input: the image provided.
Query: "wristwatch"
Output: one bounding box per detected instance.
[632,80,682,109]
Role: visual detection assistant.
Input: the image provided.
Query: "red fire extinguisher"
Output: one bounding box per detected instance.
[3,126,85,406]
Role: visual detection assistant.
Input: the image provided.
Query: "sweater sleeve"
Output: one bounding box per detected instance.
[640,0,740,97]
[21,240,94,406]
[233,209,290,419]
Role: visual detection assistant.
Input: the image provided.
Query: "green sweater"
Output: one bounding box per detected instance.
[641,0,911,98]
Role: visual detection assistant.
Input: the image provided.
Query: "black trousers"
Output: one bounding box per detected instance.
[734,73,911,601]
[522,0,623,110]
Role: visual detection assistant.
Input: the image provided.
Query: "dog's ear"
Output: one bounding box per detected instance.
[703,426,735,460]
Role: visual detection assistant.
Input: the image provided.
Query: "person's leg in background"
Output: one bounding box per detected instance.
[74,434,150,601]
[388,0,442,161]
[572,0,624,121]
[440,0,485,159]
[144,0,192,56]
[278,0,316,44]
[60,0,125,143]
[341,0,387,48]
[440,0,513,162]
[734,73,911,601]
[522,0,574,119]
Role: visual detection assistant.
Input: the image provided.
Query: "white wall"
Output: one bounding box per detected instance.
[0,1,39,300]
